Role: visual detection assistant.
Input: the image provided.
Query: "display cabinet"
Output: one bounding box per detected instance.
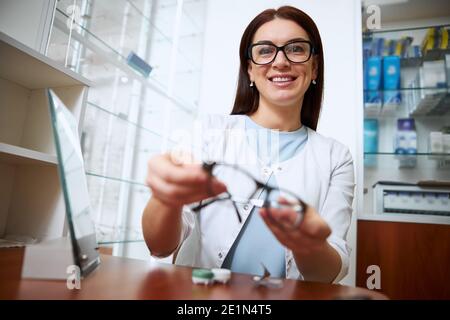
[45,0,207,259]
[357,22,450,299]
[361,24,450,222]
[0,32,90,247]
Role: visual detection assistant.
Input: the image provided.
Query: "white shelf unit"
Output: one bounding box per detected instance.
[0,32,90,244]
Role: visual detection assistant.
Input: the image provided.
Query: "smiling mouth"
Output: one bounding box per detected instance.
[268,76,297,83]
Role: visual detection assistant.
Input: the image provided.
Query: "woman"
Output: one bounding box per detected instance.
[142,6,354,283]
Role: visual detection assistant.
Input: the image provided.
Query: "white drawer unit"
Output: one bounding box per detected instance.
[373,182,450,216]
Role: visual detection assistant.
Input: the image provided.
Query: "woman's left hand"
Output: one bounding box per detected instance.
[259,197,331,256]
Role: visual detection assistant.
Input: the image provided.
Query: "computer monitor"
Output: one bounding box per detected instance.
[47,89,100,276]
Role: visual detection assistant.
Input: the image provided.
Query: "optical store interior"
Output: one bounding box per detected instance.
[0,0,449,300]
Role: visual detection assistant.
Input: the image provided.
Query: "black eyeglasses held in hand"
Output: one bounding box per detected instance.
[191,162,307,229]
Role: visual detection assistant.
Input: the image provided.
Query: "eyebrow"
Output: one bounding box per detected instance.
[254,37,310,45]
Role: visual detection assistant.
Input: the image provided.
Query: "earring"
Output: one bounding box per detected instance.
[250,81,254,87]
[312,79,317,85]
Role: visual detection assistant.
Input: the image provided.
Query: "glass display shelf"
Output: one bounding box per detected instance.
[55,0,199,68]
[86,101,168,140]
[364,152,450,156]
[85,171,147,187]
[363,23,450,35]
[363,153,450,169]
[364,90,450,118]
[364,86,449,92]
[400,50,450,67]
[97,233,144,245]
[82,101,176,180]
[98,239,145,245]
[362,46,450,66]
[49,7,197,114]
[86,173,150,244]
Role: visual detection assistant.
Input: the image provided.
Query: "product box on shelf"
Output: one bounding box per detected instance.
[394,118,417,168]
[364,119,379,167]
[365,56,382,114]
[409,60,447,116]
[382,55,401,114]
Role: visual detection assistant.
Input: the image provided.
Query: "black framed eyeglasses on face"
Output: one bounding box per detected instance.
[191,161,307,230]
[248,40,315,65]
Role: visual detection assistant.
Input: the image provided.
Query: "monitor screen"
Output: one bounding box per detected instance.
[47,89,100,276]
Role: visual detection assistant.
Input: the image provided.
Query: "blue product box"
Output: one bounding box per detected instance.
[364,119,378,167]
[383,55,401,109]
[364,119,379,153]
[365,56,382,110]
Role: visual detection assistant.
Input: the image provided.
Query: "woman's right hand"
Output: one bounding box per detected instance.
[146,153,227,209]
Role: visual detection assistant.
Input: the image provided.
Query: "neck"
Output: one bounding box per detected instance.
[250,98,303,132]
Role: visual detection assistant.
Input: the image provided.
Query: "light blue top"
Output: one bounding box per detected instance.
[221,116,308,277]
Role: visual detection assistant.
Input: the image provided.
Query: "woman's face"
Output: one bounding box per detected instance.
[248,18,318,109]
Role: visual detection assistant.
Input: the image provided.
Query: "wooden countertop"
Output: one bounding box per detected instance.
[0,248,387,300]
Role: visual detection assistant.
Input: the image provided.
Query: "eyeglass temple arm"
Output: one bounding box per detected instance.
[195,162,244,223]
[190,191,242,223]
[191,194,227,212]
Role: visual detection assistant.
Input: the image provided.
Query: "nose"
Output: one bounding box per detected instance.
[272,49,290,68]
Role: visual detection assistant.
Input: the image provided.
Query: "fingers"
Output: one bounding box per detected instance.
[276,196,331,240]
[149,174,220,206]
[299,206,331,239]
[146,153,227,207]
[259,208,323,254]
[259,202,331,255]
[148,154,209,186]
[277,197,292,205]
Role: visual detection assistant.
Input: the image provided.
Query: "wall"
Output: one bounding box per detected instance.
[0,0,55,53]
[198,0,363,286]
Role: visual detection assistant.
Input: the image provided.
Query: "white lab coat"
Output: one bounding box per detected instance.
[157,114,355,283]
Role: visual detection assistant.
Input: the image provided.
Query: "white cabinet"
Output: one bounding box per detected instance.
[0,32,90,245]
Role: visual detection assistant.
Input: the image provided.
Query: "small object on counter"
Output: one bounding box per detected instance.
[211,268,231,284]
[191,269,214,285]
[252,262,283,288]
[253,275,283,289]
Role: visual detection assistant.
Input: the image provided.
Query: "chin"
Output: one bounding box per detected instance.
[268,93,301,106]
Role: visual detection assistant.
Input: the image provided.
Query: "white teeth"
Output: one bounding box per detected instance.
[271,77,294,82]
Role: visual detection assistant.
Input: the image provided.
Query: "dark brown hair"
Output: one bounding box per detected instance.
[231,6,324,131]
